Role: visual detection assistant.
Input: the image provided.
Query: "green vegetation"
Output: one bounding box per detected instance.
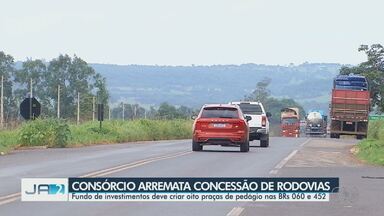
[340,44,384,112]
[0,119,192,154]
[357,120,384,165]
[0,129,19,154]
[0,52,108,121]
[69,119,192,146]
[19,118,70,148]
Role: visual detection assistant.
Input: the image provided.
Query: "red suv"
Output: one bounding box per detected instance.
[192,104,251,152]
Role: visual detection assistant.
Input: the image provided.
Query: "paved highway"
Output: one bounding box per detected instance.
[0,137,383,216]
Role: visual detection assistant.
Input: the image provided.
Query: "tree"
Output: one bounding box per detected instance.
[0,51,16,120]
[340,44,384,112]
[157,102,180,119]
[244,77,305,123]
[44,54,107,119]
[14,59,49,115]
[244,77,271,103]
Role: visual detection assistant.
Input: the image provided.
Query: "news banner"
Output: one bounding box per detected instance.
[21,177,339,202]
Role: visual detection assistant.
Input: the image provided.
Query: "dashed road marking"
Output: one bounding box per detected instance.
[226,207,244,216]
[274,150,298,169]
[81,150,191,177]
[300,138,312,147]
[269,169,279,175]
[269,139,311,175]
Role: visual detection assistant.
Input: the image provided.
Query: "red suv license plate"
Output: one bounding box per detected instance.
[213,123,226,128]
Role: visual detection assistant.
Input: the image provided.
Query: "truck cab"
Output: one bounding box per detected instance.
[280,107,300,137]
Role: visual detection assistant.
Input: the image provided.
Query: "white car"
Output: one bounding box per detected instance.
[229,101,271,147]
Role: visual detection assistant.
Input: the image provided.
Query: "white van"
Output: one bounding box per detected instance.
[229,101,271,147]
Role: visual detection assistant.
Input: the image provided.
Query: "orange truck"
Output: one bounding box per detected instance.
[280,107,300,137]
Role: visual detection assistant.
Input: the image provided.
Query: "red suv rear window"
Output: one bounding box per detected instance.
[201,107,239,119]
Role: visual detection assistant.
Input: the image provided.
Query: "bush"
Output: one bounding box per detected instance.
[357,120,384,165]
[0,129,19,153]
[19,118,71,148]
[367,120,384,140]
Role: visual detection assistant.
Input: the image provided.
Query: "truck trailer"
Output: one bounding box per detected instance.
[305,110,327,137]
[330,75,370,139]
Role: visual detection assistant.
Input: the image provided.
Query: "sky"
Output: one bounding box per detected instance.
[0,0,383,66]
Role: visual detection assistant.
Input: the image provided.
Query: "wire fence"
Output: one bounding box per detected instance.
[0,76,192,130]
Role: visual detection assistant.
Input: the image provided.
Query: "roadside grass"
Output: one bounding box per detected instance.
[0,119,192,154]
[69,119,192,146]
[0,129,19,154]
[357,120,384,165]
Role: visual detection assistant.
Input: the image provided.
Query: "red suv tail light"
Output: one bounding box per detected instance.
[195,120,208,130]
[232,121,246,130]
[262,116,267,127]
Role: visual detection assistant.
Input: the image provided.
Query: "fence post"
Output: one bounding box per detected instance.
[77,92,80,125]
[0,75,3,129]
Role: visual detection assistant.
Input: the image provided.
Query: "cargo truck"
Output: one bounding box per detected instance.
[330,75,370,139]
[281,107,300,137]
[305,110,327,137]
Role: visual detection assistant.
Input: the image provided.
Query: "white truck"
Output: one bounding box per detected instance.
[229,101,271,147]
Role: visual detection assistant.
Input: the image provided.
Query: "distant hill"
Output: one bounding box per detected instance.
[91,63,344,112]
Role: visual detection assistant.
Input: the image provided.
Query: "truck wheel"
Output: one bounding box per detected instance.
[240,140,249,152]
[260,134,269,148]
[192,141,202,151]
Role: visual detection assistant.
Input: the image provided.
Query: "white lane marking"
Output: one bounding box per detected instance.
[227,207,244,216]
[90,151,192,177]
[269,169,278,175]
[300,138,312,147]
[0,192,21,205]
[0,196,19,205]
[0,151,191,206]
[268,139,310,175]
[274,150,298,169]
[0,192,20,201]
[81,151,191,177]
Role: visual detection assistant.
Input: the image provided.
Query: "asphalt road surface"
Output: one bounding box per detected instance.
[0,137,383,216]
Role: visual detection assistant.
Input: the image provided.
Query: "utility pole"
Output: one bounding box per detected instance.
[29,78,33,120]
[122,104,125,120]
[108,105,111,120]
[57,85,60,118]
[77,92,80,125]
[1,76,3,129]
[134,105,137,120]
[92,96,95,121]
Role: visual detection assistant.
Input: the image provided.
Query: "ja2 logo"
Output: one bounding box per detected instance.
[25,184,65,195]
